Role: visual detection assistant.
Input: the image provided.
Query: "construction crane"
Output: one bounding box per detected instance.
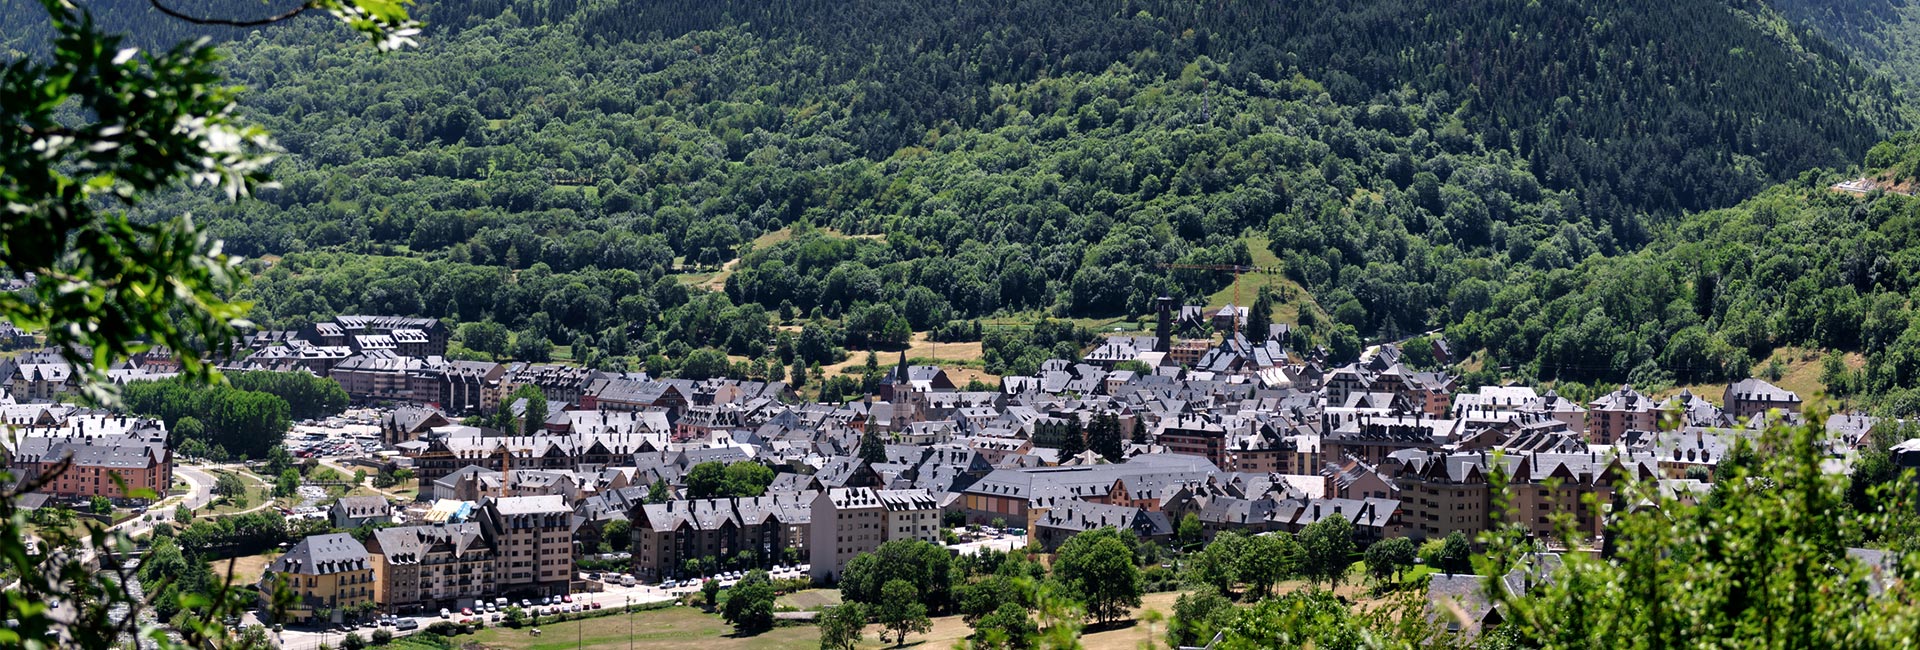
[1157,263,1278,334]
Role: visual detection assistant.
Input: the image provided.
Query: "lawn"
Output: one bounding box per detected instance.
[202,470,275,517]
[467,606,815,650]
[775,589,841,611]
[211,552,276,587]
[463,591,1189,650]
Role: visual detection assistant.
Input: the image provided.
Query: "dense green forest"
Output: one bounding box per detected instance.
[1450,134,1920,412]
[1774,0,1920,98]
[15,0,1920,401]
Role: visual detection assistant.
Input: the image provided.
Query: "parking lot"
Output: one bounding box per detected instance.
[282,407,389,461]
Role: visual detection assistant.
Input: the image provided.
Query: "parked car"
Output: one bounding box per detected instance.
[561,594,573,603]
[439,608,450,619]
[591,602,603,610]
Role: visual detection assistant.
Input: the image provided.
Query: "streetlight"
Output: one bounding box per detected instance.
[626,595,634,650]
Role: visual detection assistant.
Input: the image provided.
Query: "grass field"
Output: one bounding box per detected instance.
[775,589,842,611]
[463,591,1190,650]
[1204,235,1324,327]
[468,606,816,650]
[820,332,987,378]
[451,577,1441,650]
[211,552,276,587]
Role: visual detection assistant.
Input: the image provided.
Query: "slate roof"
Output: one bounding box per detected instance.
[270,533,370,576]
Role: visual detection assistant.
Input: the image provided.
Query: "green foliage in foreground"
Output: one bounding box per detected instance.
[0,0,414,646]
[1488,419,1920,649]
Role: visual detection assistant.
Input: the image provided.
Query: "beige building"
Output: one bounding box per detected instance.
[809,487,939,583]
[478,495,578,596]
[878,489,941,544]
[260,533,376,624]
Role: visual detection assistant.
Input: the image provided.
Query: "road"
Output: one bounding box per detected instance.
[174,465,219,512]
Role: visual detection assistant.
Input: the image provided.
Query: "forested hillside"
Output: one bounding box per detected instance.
[9,0,1915,390]
[1773,0,1920,97]
[1447,134,1920,411]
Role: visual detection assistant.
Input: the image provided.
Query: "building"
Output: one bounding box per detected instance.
[331,495,396,529]
[366,523,495,613]
[476,495,578,597]
[5,435,171,506]
[331,351,444,404]
[8,363,74,403]
[629,492,814,582]
[877,488,942,545]
[331,315,448,356]
[1587,385,1656,446]
[1158,414,1230,468]
[260,533,377,624]
[808,487,939,582]
[1723,378,1802,421]
[1029,500,1173,551]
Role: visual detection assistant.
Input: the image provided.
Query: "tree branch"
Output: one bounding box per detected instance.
[146,0,316,27]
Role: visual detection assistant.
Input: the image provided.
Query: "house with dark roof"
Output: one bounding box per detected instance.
[260,533,376,624]
[1723,378,1802,420]
[331,495,397,529]
[629,491,816,582]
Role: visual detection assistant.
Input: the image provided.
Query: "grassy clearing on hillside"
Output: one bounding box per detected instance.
[1653,346,1855,406]
[684,227,888,291]
[1205,236,1325,328]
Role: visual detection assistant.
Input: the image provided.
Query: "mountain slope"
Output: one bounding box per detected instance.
[1449,133,1920,410]
[552,0,1905,219]
[5,0,1909,380]
[1771,0,1920,96]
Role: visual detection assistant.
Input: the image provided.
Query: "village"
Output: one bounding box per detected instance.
[0,308,1898,648]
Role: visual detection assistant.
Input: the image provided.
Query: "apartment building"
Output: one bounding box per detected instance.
[478,495,578,597]
[260,533,376,625]
[629,492,814,581]
[877,489,941,545]
[1587,385,1657,446]
[808,487,938,582]
[366,523,495,613]
[1722,378,1802,421]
